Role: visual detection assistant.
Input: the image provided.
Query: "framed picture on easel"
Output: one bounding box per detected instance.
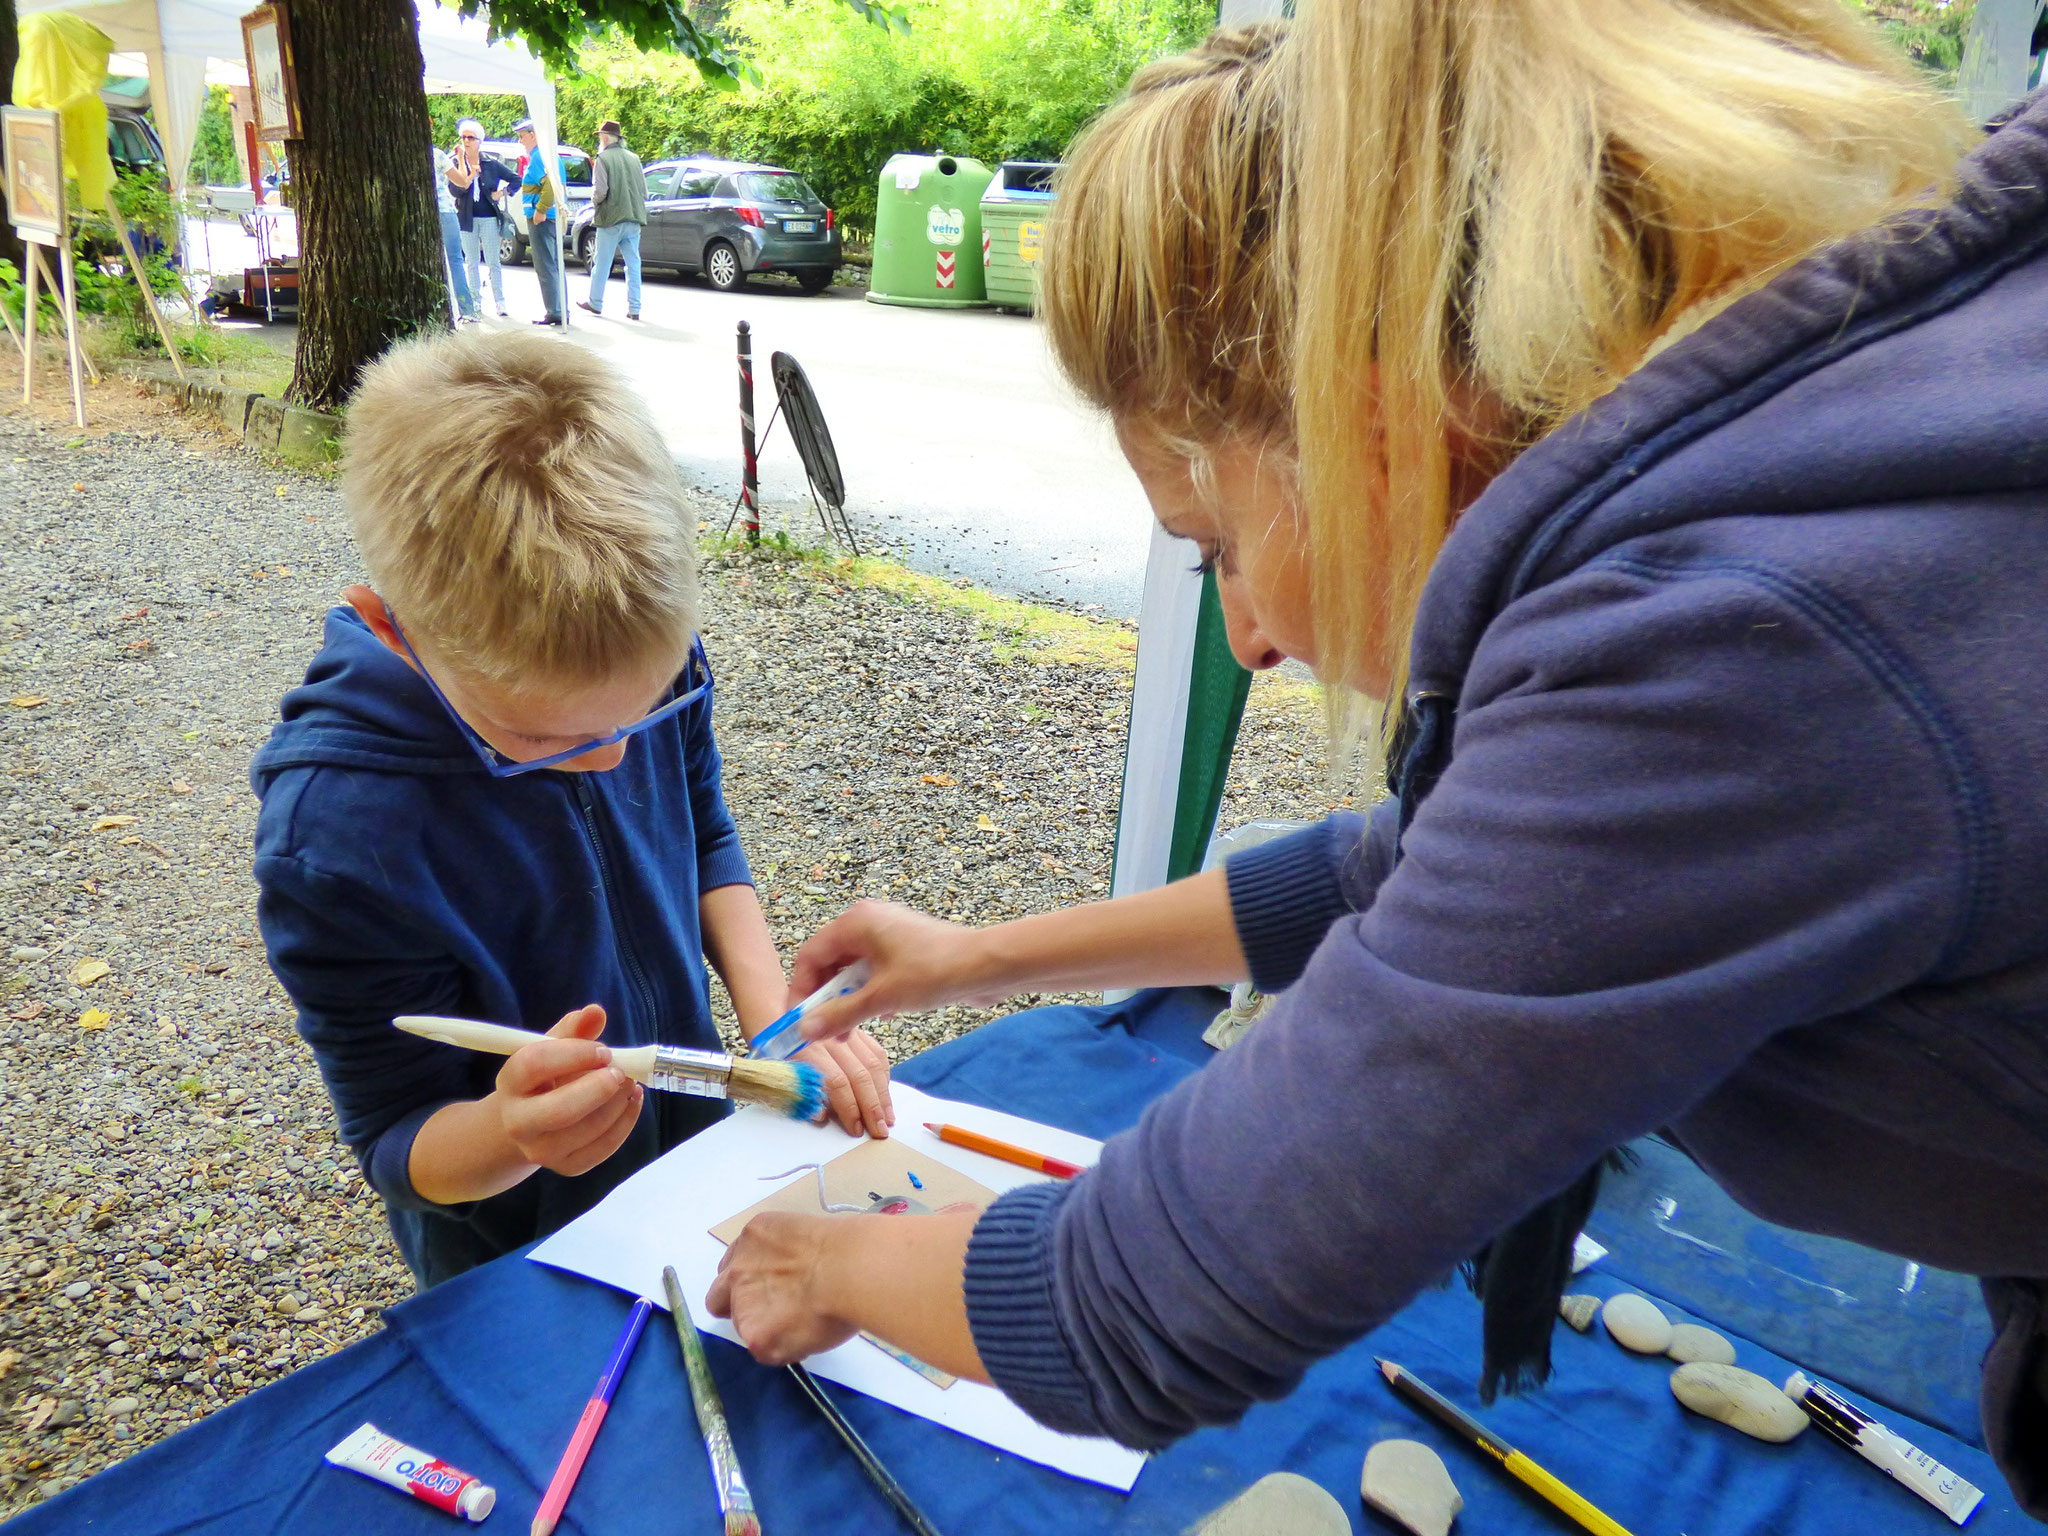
[2,107,65,246]
[243,3,303,143]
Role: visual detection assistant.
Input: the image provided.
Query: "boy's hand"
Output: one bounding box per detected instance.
[789,1029,892,1140]
[493,1004,643,1177]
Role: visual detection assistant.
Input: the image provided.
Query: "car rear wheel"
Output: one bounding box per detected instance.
[574,227,594,267]
[501,228,527,266]
[795,268,834,295]
[704,240,744,293]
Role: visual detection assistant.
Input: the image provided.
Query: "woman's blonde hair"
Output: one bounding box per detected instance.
[1039,24,1292,455]
[1043,3,1974,727]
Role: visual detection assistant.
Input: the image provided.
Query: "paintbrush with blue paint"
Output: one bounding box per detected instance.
[393,1015,825,1121]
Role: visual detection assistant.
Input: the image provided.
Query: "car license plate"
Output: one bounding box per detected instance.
[784,219,816,233]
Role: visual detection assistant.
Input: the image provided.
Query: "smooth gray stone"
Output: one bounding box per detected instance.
[1666,1322,1737,1366]
[1670,1362,1810,1442]
[1361,1439,1463,1536]
[1601,1292,1674,1353]
[1188,1472,1349,1536]
[1558,1293,1600,1332]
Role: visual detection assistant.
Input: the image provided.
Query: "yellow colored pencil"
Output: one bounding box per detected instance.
[1377,1358,1637,1536]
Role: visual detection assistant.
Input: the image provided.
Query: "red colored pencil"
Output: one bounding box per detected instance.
[923,1121,1084,1180]
[532,1297,653,1536]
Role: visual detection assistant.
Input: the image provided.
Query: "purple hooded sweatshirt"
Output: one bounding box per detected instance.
[962,92,2048,1513]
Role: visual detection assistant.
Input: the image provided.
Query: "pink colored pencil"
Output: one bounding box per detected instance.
[532,1297,653,1536]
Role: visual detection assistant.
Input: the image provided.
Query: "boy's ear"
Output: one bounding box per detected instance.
[341,585,412,665]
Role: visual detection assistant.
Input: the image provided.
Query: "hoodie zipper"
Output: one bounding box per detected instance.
[571,776,659,1030]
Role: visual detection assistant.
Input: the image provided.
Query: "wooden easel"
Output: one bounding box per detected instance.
[18,230,88,426]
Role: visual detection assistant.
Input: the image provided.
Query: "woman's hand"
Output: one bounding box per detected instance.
[705,1212,860,1364]
[791,1028,894,1139]
[493,1004,643,1176]
[790,901,1002,1043]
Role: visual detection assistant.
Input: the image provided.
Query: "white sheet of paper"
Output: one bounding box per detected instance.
[527,1082,1147,1492]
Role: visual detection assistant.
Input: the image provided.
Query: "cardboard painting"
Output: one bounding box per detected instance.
[711,1139,994,1244]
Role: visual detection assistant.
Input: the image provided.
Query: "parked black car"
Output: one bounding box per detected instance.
[572,158,841,294]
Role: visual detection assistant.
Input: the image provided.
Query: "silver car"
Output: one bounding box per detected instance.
[572,158,842,294]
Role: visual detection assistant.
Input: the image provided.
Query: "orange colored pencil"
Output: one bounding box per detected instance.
[923,1121,1084,1179]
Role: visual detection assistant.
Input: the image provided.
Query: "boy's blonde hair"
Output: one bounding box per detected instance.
[344,329,699,689]
[1041,4,1974,728]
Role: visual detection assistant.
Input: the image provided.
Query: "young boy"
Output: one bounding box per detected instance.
[252,330,891,1289]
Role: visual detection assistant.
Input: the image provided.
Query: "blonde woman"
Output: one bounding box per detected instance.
[708,7,2048,1509]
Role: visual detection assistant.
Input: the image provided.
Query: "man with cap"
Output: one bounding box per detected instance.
[580,120,646,320]
[515,118,566,325]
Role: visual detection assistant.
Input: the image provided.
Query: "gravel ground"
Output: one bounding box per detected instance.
[0,366,1351,1515]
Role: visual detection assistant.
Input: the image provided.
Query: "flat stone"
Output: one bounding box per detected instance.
[46,1400,83,1428]
[1670,1363,1809,1443]
[293,1305,325,1323]
[105,1396,139,1417]
[11,946,49,963]
[1558,1293,1600,1332]
[1188,1472,1349,1536]
[1667,1323,1736,1366]
[1601,1293,1673,1354]
[62,1281,90,1300]
[1361,1439,1463,1536]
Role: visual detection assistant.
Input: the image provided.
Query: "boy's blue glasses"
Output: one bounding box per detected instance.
[391,620,713,778]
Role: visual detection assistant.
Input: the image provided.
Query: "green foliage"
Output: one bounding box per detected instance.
[191,86,243,187]
[446,0,907,81]
[428,0,1210,235]
[1844,0,1977,85]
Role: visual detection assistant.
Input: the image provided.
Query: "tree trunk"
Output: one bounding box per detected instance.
[0,0,24,282]
[287,0,447,413]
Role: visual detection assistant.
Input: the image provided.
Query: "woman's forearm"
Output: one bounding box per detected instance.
[822,1211,988,1383]
[972,867,1246,997]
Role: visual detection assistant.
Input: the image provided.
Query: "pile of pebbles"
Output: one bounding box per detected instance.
[0,387,1345,1514]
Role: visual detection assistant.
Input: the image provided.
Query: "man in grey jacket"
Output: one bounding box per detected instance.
[580,120,646,320]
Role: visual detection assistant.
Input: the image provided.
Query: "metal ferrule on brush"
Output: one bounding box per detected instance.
[649,1046,740,1100]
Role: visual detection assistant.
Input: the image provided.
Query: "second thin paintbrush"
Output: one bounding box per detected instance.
[393,1015,825,1120]
[662,1266,760,1536]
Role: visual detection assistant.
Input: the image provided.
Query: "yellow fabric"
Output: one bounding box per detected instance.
[15,13,116,212]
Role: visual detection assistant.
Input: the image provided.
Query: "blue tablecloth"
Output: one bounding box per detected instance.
[15,989,2031,1534]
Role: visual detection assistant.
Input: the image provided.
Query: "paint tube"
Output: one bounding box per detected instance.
[325,1422,496,1522]
[1782,1374,1982,1526]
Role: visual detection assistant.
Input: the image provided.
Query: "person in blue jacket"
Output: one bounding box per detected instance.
[251,330,891,1289]
[704,10,2048,1516]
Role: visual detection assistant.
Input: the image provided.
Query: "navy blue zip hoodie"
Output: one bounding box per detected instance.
[251,610,752,1287]
[964,92,2048,1510]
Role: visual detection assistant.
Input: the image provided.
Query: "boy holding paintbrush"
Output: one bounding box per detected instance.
[251,330,891,1289]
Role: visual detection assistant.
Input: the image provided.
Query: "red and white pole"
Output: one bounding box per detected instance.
[737,320,759,545]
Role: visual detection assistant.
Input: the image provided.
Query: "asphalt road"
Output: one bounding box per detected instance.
[548,260,1156,614]
[188,216,1159,615]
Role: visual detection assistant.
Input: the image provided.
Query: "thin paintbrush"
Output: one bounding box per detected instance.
[663,1266,760,1536]
[787,1362,945,1536]
[393,1015,825,1121]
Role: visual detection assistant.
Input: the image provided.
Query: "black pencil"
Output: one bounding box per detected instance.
[1377,1358,1636,1536]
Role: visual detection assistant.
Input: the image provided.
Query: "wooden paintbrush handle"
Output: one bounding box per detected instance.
[391,1015,659,1083]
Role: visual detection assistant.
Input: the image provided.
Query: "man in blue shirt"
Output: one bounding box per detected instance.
[515,119,565,326]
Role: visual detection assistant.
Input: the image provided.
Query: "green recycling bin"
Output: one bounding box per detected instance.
[868,153,994,309]
[980,161,1057,313]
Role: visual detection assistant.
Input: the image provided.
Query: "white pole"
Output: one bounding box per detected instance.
[21,246,37,404]
[54,238,85,428]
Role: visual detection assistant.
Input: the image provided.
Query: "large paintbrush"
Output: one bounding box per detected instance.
[393,1015,825,1121]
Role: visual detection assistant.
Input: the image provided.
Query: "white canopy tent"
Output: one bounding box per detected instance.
[17,0,561,201]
